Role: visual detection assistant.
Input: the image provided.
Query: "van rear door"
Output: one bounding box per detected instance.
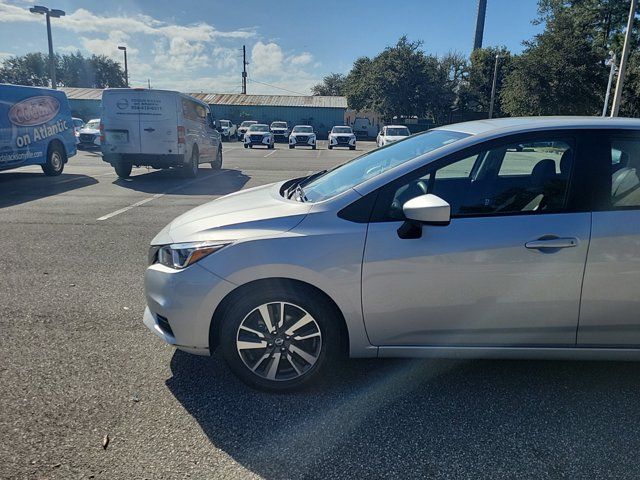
[101,89,141,154]
[138,91,178,155]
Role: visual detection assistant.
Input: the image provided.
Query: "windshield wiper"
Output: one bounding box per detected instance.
[286,169,327,199]
[294,184,307,202]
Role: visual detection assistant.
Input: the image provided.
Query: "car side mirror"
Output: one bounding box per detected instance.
[398,194,451,239]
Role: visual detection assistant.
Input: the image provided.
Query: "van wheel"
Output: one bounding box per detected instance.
[211,146,223,169]
[183,147,199,178]
[42,143,65,176]
[219,284,341,392]
[114,160,132,179]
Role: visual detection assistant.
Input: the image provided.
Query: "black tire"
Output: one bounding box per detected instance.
[328,145,333,150]
[289,145,294,149]
[219,284,341,392]
[183,147,199,178]
[249,144,253,149]
[312,145,317,150]
[41,142,65,176]
[244,143,248,149]
[114,159,132,179]
[211,145,223,169]
[349,146,356,151]
[268,143,275,150]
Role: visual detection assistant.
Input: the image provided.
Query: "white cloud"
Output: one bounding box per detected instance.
[251,41,284,75]
[289,52,313,66]
[81,31,139,58]
[153,37,210,71]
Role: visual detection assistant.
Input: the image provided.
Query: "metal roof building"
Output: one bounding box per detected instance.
[60,88,348,137]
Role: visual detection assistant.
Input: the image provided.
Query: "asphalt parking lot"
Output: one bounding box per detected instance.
[2,140,640,480]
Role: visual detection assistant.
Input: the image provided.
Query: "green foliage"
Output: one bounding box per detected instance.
[0,51,126,88]
[311,73,346,96]
[343,36,468,123]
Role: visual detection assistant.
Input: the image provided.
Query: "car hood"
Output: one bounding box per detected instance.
[384,135,408,142]
[79,128,99,134]
[151,182,312,245]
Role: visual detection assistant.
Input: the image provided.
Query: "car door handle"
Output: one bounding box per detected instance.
[143,128,155,132]
[525,237,579,250]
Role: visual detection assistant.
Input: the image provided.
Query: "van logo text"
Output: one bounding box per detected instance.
[9,96,60,127]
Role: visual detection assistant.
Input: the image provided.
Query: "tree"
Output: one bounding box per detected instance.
[311,73,346,96]
[458,47,513,117]
[501,0,638,116]
[0,51,126,88]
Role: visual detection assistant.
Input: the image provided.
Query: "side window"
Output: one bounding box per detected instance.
[610,135,640,208]
[379,137,574,220]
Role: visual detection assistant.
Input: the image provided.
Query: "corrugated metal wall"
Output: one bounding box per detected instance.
[69,99,346,139]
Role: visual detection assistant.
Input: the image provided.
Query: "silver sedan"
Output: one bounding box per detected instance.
[144,116,640,391]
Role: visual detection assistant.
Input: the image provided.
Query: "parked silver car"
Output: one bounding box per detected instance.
[144,117,640,391]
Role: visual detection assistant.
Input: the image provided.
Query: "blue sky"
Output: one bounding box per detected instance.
[0,0,543,94]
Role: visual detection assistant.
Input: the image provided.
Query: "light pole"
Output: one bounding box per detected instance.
[29,5,65,89]
[611,0,637,117]
[118,46,128,87]
[603,52,617,117]
[488,54,500,119]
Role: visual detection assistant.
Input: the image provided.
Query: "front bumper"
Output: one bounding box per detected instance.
[245,135,272,146]
[143,262,236,355]
[329,136,356,147]
[289,135,316,147]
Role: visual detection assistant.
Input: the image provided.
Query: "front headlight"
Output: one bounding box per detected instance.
[152,241,231,269]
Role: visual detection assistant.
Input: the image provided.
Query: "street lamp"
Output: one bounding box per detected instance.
[488,54,501,119]
[118,46,128,87]
[29,5,65,89]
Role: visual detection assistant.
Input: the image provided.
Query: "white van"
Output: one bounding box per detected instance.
[100,88,222,178]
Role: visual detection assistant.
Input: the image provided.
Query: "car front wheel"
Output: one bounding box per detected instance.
[42,143,65,176]
[219,285,341,392]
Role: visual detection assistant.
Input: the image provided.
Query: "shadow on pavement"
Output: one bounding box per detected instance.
[113,168,250,196]
[0,172,98,209]
[167,350,640,479]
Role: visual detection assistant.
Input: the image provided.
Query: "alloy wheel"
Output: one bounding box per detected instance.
[236,302,322,381]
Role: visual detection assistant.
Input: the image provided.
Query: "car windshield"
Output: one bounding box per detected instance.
[293,126,313,133]
[272,122,287,128]
[301,129,469,202]
[249,125,269,132]
[332,127,352,134]
[220,120,230,127]
[85,120,100,129]
[387,127,410,136]
[241,121,256,127]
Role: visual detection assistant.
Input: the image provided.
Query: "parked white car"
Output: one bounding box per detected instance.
[243,124,274,149]
[270,121,290,142]
[77,118,101,149]
[218,119,237,141]
[237,120,258,141]
[288,125,316,149]
[72,117,84,144]
[328,126,356,150]
[377,125,411,147]
[101,88,222,179]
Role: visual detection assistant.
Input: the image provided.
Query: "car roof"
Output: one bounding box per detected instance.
[332,125,352,129]
[436,116,640,136]
[251,123,268,127]
[293,125,312,128]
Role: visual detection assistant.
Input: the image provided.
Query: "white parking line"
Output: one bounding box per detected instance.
[264,150,276,158]
[96,171,221,221]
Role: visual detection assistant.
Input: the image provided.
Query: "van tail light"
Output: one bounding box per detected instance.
[99,123,105,142]
[177,126,186,144]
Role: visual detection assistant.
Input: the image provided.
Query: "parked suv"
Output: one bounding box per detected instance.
[328,125,356,150]
[218,119,237,141]
[270,121,290,142]
[77,118,101,149]
[243,123,274,149]
[289,125,316,149]
[237,120,257,141]
[101,88,222,179]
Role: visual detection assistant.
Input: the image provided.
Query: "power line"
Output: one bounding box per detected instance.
[247,77,307,95]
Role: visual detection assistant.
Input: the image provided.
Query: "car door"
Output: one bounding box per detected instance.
[361,131,591,347]
[578,130,640,346]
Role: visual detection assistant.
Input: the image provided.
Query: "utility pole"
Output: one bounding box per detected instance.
[148,78,151,89]
[611,0,637,117]
[242,45,248,94]
[488,54,500,118]
[473,0,487,51]
[603,52,616,116]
